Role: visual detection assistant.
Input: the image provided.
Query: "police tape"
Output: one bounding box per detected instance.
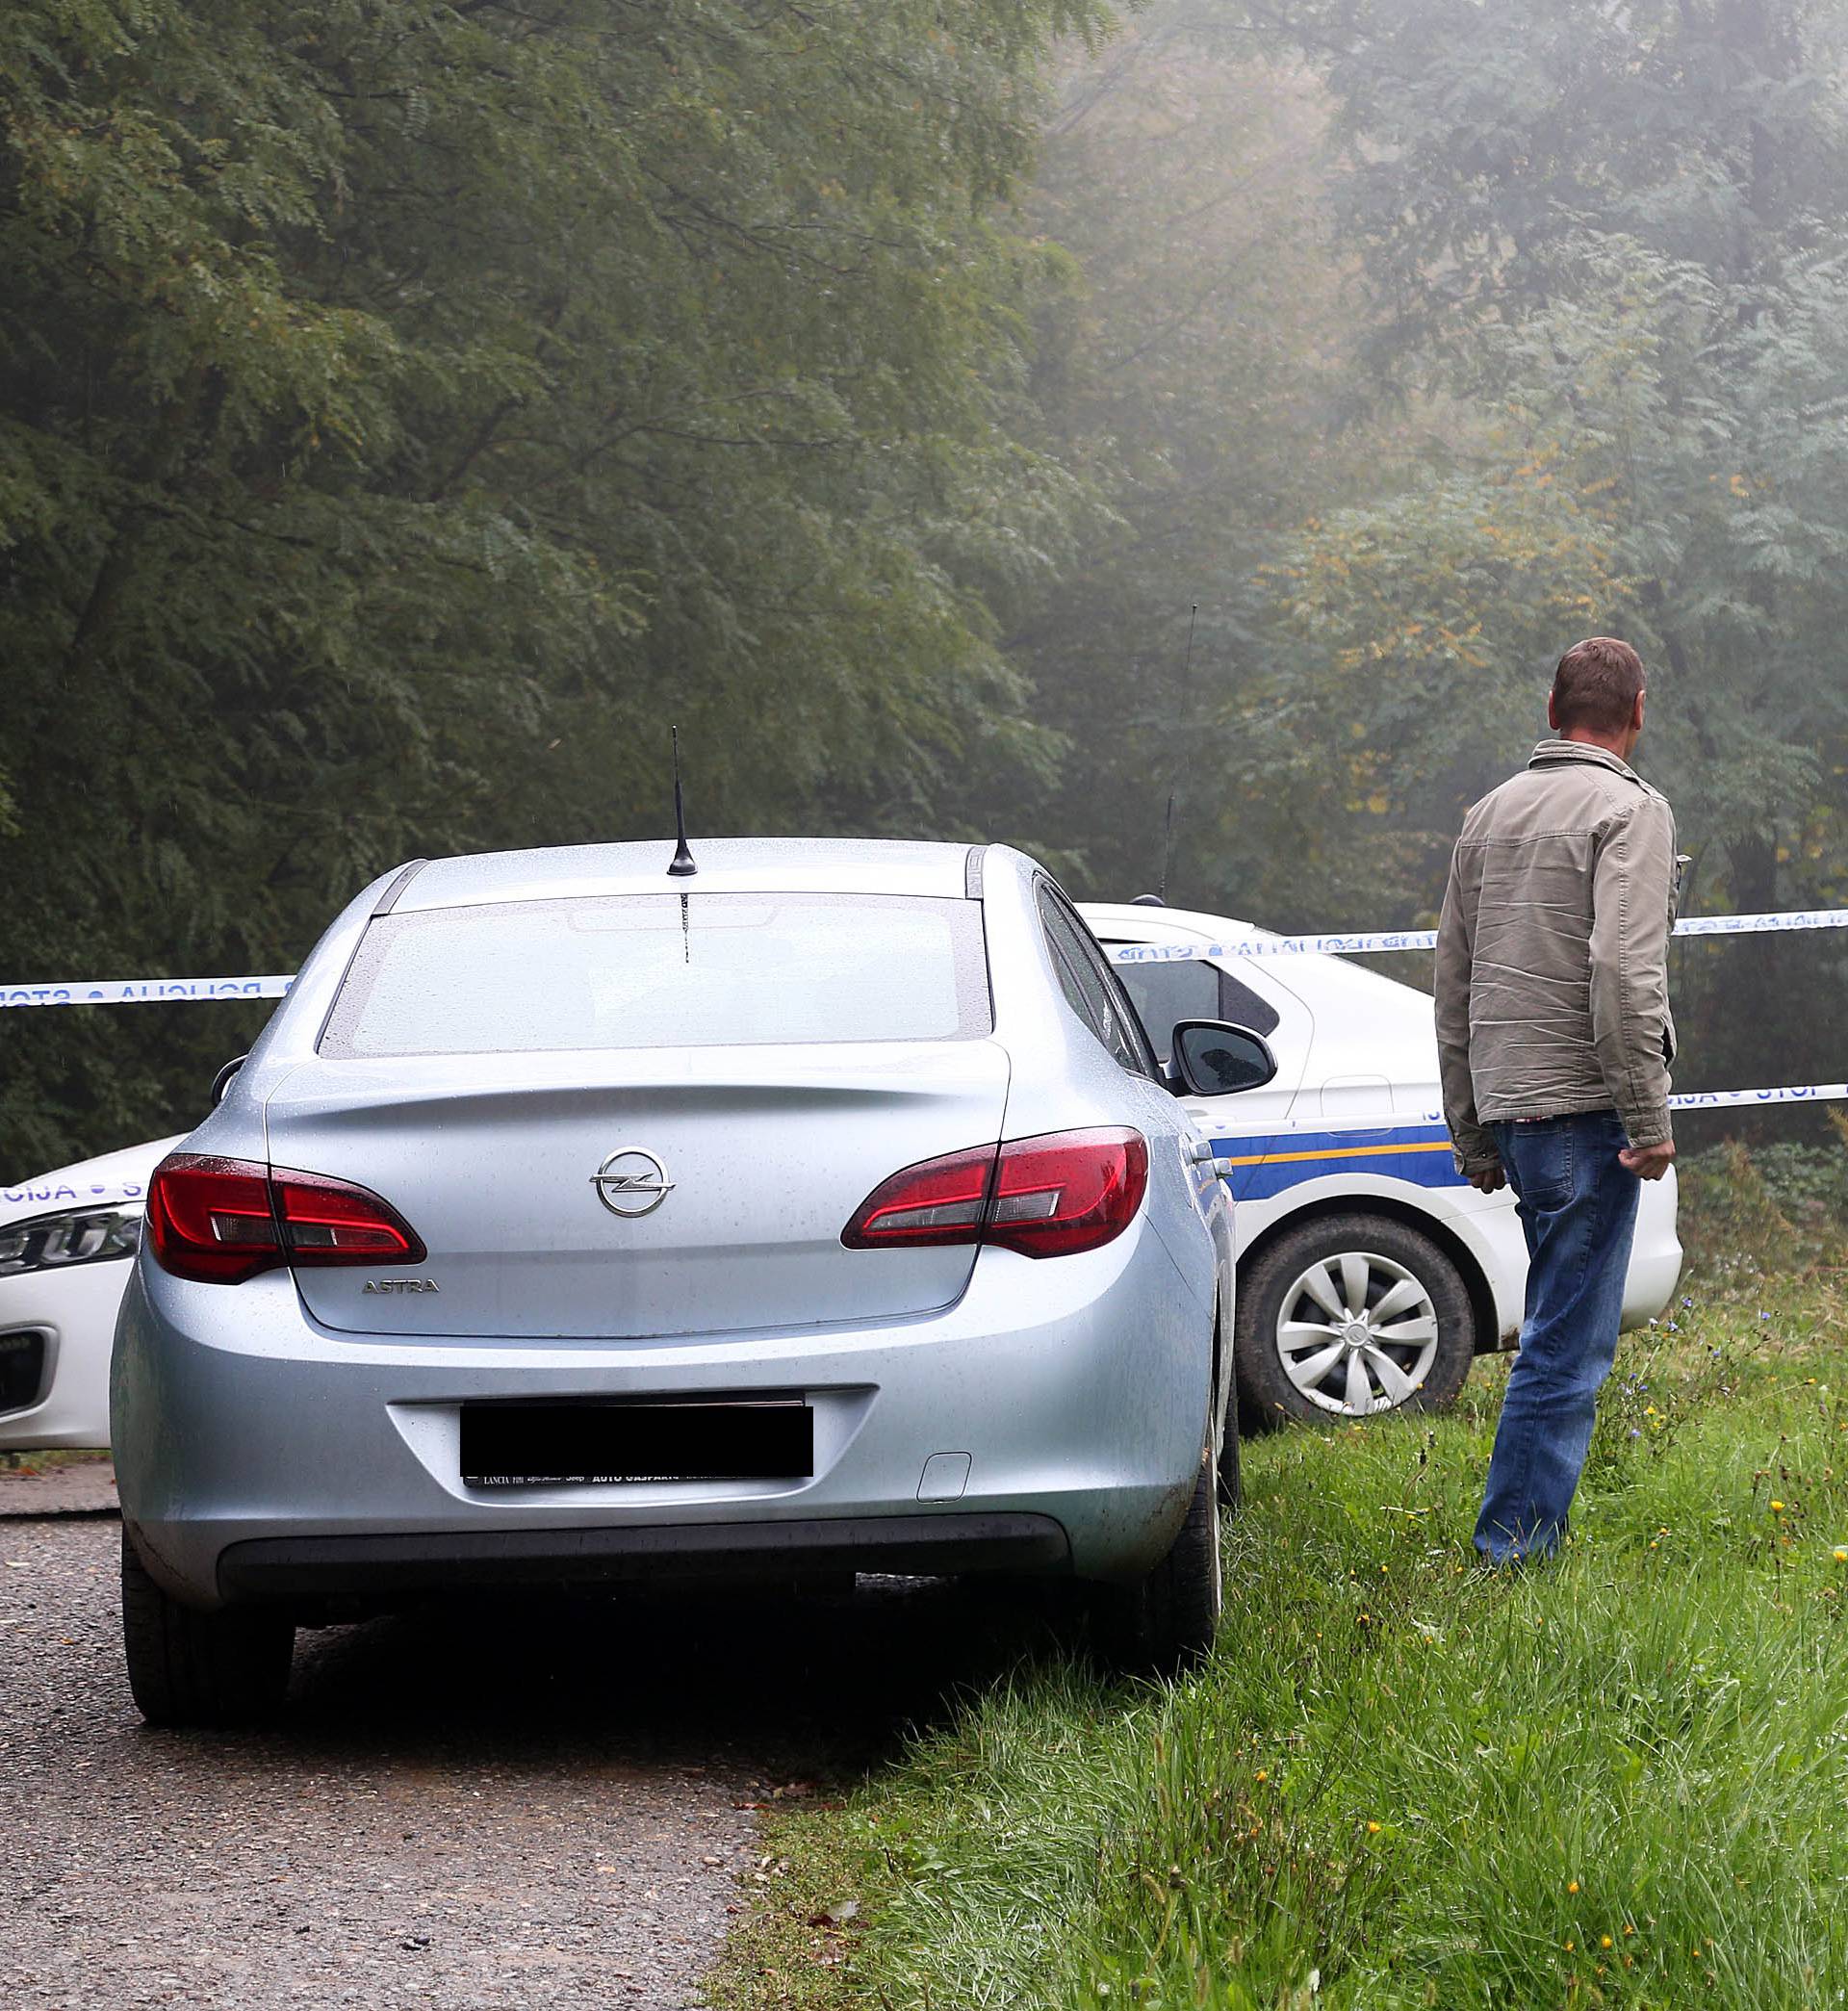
[4,903,1846,1009]
[1107,906,1848,964]
[0,975,296,1010]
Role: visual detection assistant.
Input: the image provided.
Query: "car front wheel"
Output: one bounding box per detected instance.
[120,1529,295,1726]
[1236,1213,1476,1430]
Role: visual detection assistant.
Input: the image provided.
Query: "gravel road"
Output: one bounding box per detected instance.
[0,1469,1059,2009]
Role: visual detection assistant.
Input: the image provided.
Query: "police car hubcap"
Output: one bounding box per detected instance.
[1274,1251,1441,1417]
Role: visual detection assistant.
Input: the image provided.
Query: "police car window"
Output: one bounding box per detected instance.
[1113,959,1283,1064]
[1037,889,1153,1076]
[1114,961,1219,1065]
[1217,971,1280,1039]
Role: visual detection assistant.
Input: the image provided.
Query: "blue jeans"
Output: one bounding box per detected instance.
[1474,1110,1641,1564]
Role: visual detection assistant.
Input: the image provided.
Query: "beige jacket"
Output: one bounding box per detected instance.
[1435,739,1680,1175]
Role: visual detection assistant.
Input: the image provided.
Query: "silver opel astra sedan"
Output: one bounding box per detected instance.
[113,838,1277,1721]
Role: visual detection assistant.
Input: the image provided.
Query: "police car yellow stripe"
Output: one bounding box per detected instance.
[1215,1139,1454,1169]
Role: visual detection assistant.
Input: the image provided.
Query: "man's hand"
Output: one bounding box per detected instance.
[1619,1139,1677,1181]
[1468,1163,1507,1194]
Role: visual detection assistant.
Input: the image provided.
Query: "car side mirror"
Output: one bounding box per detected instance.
[211,1055,248,1107]
[1168,1020,1278,1097]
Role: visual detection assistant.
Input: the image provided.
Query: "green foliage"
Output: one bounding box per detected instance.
[718,1268,1848,2009]
[8,0,1847,1180]
[1679,1120,1848,1275]
[1206,0,1848,1085]
[993,18,1385,906]
[1,0,1110,1177]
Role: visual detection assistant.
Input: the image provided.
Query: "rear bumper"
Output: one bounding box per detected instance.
[113,1217,1217,1611]
[214,1511,1069,1606]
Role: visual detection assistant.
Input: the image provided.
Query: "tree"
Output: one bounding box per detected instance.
[1,0,1108,1176]
[989,9,1393,906]
[1227,0,1848,1096]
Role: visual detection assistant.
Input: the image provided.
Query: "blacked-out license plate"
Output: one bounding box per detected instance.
[460,1400,814,1487]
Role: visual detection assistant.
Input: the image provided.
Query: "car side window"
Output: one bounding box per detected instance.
[1113,960,1219,1065]
[1037,886,1156,1077]
[1216,970,1281,1039]
[1097,955,1286,1064]
[1040,914,1098,1027]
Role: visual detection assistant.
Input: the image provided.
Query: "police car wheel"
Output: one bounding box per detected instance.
[1235,1213,1475,1431]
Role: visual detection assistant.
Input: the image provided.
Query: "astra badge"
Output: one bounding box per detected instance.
[591,1147,675,1219]
[363,1277,440,1295]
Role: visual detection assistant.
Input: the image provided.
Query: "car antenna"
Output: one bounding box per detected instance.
[667,726,698,878]
[1157,604,1197,903]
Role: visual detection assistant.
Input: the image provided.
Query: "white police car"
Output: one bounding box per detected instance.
[0,1138,178,1451]
[1081,902,1683,1426]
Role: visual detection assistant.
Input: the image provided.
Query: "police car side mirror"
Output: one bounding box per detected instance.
[1169,1021,1277,1097]
[211,1054,248,1106]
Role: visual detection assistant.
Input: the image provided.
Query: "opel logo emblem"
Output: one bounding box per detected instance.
[590,1147,675,1219]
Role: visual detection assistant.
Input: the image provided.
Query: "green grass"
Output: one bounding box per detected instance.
[714,1243,1848,2010]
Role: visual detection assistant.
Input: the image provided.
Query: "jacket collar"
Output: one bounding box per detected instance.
[1528,737,1641,783]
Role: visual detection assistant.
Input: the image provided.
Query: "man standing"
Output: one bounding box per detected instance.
[1435,637,1681,1564]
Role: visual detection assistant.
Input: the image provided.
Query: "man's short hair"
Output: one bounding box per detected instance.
[1553,636,1645,734]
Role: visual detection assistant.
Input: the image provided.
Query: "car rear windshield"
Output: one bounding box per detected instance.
[319,892,991,1056]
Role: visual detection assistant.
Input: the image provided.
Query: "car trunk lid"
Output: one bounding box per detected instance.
[265,1044,1012,1339]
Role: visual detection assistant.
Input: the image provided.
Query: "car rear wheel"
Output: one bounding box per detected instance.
[1236,1213,1476,1431]
[1093,1422,1222,1677]
[120,1529,295,1726]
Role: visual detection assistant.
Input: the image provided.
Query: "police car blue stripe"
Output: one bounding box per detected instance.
[1209,1124,1464,1202]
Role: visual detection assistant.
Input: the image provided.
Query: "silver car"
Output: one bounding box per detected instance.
[114,838,1277,1722]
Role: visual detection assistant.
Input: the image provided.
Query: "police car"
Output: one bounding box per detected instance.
[1082,902,1683,1426]
[0,1137,179,1451]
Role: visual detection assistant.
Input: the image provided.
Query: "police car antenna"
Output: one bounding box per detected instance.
[1157,604,1198,904]
[668,727,698,878]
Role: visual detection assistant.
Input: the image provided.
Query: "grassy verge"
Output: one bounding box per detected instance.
[713,1188,1848,2009]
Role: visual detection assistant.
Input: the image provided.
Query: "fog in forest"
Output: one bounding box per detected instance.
[4,0,1845,1178]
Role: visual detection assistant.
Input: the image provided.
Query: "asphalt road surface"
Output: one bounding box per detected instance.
[0,1465,1065,2009]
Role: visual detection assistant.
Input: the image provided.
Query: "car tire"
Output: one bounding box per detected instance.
[1217,1393,1241,1509]
[1094,1422,1222,1678]
[120,1529,295,1727]
[1236,1213,1476,1431]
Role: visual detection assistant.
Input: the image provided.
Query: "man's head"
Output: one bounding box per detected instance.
[1548,635,1647,758]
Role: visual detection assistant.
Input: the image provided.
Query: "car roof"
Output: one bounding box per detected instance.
[1080,901,1271,942]
[397,838,980,911]
[1079,900,1434,1022]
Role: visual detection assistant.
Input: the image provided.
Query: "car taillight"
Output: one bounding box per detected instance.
[144,1153,424,1285]
[841,1127,1147,1260]
[987,1129,1150,1258]
[840,1144,995,1250]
